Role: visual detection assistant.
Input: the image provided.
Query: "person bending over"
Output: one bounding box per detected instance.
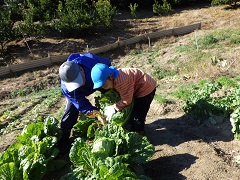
[58,53,111,155]
[91,63,156,135]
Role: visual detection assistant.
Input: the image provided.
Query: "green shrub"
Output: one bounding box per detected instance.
[129,3,138,19]
[211,0,240,7]
[18,11,50,36]
[24,0,57,21]
[5,0,24,21]
[95,0,117,27]
[0,10,19,55]
[153,0,172,15]
[53,0,96,37]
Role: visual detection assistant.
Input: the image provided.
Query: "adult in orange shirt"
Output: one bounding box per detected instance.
[91,63,156,135]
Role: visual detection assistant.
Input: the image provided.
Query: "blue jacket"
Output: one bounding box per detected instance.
[60,53,111,114]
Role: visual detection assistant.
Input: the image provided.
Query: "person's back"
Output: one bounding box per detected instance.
[91,63,156,135]
[58,53,111,155]
[113,67,156,111]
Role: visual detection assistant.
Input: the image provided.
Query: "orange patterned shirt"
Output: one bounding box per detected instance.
[113,68,156,111]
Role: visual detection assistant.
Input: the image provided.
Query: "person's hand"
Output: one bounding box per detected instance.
[96,115,106,126]
[86,110,106,125]
[104,105,116,122]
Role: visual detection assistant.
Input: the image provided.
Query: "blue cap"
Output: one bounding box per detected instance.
[91,63,112,89]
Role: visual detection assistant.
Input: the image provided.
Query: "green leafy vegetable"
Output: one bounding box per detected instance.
[183,79,240,139]
[230,108,240,139]
[125,132,155,164]
[73,114,98,140]
[95,89,134,126]
[67,124,154,179]
[0,162,22,180]
[91,137,116,159]
[66,137,139,180]
[0,116,65,180]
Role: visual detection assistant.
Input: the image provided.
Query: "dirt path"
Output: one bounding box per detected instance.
[143,103,240,179]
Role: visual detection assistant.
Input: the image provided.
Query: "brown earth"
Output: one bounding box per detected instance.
[1,2,240,180]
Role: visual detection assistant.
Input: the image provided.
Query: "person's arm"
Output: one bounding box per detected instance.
[115,84,134,111]
[68,94,106,125]
[103,83,134,122]
[61,85,106,125]
[113,70,135,111]
[62,84,96,111]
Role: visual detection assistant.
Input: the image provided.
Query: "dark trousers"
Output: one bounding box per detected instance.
[60,99,79,143]
[130,88,156,132]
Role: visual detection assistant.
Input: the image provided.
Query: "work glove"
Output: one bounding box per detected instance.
[104,105,116,122]
[86,110,106,125]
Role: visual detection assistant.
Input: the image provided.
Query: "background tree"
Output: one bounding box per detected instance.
[53,0,97,37]
[0,8,19,58]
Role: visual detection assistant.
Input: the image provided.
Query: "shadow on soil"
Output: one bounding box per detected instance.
[143,153,197,180]
[146,114,233,147]
[143,113,234,179]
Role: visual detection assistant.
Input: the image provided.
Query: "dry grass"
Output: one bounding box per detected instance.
[137,6,239,77]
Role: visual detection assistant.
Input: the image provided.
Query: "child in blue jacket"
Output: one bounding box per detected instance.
[58,52,111,155]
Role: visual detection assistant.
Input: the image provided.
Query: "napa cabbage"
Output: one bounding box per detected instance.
[95,89,134,126]
[91,137,116,159]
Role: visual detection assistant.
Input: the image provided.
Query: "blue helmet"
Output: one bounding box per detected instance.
[91,63,112,89]
[91,63,119,89]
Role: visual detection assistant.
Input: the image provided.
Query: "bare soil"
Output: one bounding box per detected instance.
[1,3,240,180]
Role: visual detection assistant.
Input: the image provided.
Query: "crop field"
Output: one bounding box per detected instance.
[1,3,240,180]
